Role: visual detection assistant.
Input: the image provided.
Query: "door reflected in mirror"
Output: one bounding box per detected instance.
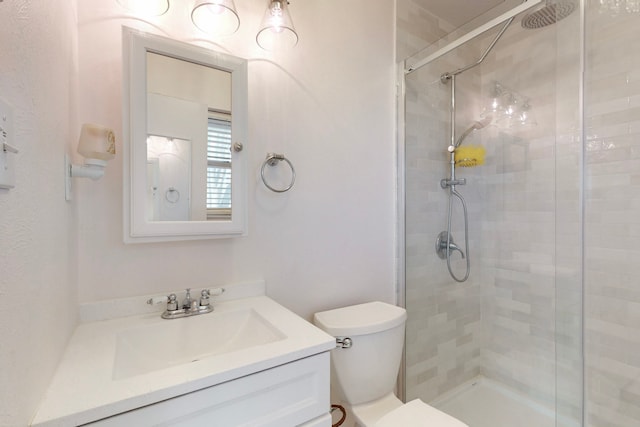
[146,135,191,221]
[146,52,232,222]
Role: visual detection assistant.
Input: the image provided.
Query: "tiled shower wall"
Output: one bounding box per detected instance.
[400,1,640,426]
[476,9,583,421]
[584,7,640,427]
[401,1,485,402]
[399,0,583,423]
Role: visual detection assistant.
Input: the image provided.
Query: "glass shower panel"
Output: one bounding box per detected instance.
[584,7,640,427]
[402,3,583,426]
[404,39,484,405]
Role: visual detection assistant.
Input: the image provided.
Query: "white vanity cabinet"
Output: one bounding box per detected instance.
[84,353,330,427]
[31,286,336,427]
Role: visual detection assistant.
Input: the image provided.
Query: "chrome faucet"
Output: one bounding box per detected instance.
[147,287,225,319]
[182,288,193,309]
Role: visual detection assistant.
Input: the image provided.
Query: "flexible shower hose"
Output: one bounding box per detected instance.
[446,188,470,282]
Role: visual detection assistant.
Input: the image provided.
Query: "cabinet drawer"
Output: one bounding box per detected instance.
[85,352,329,427]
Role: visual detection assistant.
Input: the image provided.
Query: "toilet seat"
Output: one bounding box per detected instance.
[374,399,469,427]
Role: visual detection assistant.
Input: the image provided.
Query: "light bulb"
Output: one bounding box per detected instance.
[191,0,240,37]
[257,0,298,51]
[117,0,169,16]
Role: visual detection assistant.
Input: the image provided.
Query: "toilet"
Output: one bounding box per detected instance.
[313,301,468,427]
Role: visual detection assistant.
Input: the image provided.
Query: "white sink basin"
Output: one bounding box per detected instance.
[113,308,286,379]
[31,284,335,427]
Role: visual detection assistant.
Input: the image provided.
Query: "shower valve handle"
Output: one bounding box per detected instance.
[441,178,466,188]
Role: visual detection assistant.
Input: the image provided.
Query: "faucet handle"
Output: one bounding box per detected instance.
[199,289,210,307]
[199,288,225,308]
[209,287,225,297]
[147,295,168,306]
[167,293,178,311]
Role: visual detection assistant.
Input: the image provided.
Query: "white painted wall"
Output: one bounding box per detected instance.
[0,1,395,424]
[0,1,78,426]
[76,0,397,319]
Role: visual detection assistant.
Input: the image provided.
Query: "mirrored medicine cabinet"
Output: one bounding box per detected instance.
[123,27,248,243]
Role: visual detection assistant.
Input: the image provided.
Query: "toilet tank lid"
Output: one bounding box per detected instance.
[313,301,407,336]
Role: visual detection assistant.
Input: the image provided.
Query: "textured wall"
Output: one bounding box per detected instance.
[0,1,78,426]
[396,0,456,61]
[75,0,396,320]
[584,9,640,427]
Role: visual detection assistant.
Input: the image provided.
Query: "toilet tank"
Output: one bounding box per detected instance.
[313,302,407,405]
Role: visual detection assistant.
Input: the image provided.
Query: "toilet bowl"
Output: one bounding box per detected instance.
[313,301,468,427]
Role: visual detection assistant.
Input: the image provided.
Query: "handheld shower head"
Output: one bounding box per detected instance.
[472,115,493,130]
[455,115,492,148]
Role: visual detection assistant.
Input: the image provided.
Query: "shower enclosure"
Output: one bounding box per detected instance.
[399,1,640,426]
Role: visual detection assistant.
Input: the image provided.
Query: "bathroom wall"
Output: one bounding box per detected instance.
[584,8,640,427]
[75,0,396,320]
[0,1,79,426]
[396,0,456,61]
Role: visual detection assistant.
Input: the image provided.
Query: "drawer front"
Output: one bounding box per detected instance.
[298,413,331,427]
[85,353,330,427]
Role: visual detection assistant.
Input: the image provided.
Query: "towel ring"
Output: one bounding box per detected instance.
[261,153,296,193]
[165,187,180,203]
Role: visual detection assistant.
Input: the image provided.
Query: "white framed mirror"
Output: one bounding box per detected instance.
[123,27,248,243]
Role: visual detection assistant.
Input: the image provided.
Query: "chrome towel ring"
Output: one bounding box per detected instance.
[165,187,180,203]
[261,153,296,193]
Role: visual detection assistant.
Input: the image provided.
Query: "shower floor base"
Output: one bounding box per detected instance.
[430,377,556,427]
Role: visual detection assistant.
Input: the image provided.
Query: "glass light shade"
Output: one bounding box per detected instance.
[77,123,116,162]
[599,0,640,14]
[256,0,298,51]
[516,102,537,128]
[117,0,170,16]
[191,0,240,37]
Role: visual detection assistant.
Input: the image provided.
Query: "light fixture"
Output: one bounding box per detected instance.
[115,0,303,47]
[116,0,170,16]
[65,124,116,201]
[481,82,536,130]
[256,0,298,51]
[598,0,640,15]
[191,0,240,37]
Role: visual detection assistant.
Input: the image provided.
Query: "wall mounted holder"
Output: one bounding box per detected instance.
[65,123,116,201]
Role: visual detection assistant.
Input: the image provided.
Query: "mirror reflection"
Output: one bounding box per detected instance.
[146,52,233,221]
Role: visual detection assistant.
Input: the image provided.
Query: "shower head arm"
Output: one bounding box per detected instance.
[441,15,514,83]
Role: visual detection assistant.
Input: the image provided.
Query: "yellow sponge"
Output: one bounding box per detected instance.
[455,145,486,167]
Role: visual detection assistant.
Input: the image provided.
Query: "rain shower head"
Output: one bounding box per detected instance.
[521,0,577,29]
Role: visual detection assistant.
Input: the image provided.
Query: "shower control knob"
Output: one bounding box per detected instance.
[447,145,456,153]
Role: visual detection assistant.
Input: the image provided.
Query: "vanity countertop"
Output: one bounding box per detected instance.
[31,284,335,427]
